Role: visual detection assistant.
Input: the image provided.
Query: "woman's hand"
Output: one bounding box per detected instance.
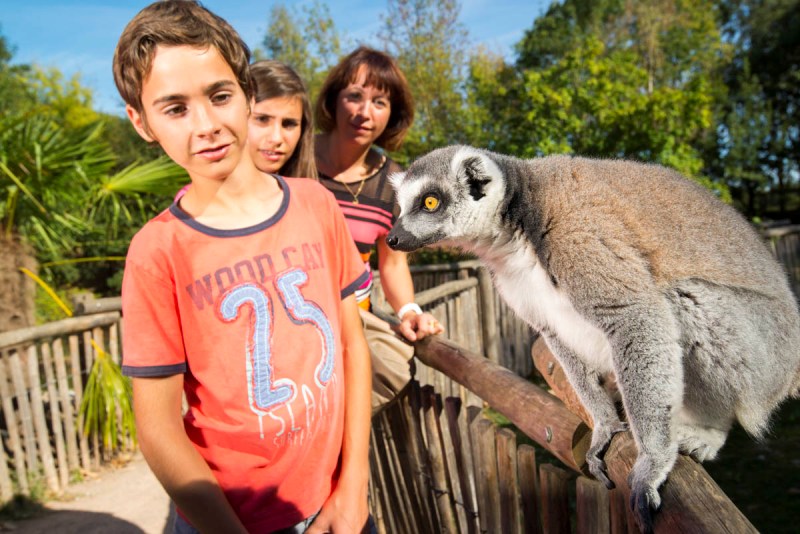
[398,310,444,342]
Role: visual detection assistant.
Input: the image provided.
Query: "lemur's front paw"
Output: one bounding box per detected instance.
[629,479,660,534]
[586,420,629,489]
[627,457,665,534]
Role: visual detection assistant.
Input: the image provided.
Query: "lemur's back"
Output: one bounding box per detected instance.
[528,155,793,303]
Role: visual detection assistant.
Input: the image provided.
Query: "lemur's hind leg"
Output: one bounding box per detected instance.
[674,422,727,462]
[541,332,627,489]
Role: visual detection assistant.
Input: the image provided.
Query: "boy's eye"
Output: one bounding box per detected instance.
[212,92,232,104]
[165,104,187,116]
[423,195,440,212]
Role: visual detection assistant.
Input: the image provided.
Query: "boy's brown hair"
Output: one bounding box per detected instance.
[113,0,252,117]
[315,46,414,152]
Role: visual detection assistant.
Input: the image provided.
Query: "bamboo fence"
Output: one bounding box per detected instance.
[0,312,124,500]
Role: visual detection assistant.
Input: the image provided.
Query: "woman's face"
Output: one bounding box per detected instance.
[247,95,304,174]
[334,66,392,148]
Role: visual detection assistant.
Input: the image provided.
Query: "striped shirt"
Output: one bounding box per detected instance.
[319,157,403,308]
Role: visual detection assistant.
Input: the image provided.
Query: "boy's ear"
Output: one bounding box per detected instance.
[126,104,155,143]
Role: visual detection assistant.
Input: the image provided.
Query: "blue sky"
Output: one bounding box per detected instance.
[1,0,550,115]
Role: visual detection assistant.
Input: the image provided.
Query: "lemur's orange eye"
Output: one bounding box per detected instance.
[424,195,439,211]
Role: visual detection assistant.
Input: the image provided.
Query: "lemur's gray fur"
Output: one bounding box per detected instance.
[386,145,800,533]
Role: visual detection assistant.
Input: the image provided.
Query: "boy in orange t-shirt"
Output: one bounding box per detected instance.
[113,2,372,532]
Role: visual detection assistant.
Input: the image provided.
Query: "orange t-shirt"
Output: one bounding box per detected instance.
[121,176,368,532]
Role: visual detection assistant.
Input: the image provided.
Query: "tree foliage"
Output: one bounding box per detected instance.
[0,31,187,295]
[379,0,471,162]
[255,1,346,99]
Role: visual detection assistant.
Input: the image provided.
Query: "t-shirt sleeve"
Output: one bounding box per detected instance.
[328,194,370,299]
[121,252,187,377]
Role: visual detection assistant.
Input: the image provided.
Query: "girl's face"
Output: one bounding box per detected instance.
[247,95,304,174]
[334,66,391,148]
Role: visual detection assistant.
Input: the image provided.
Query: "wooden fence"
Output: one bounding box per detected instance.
[764,224,800,296]
[1,235,796,527]
[0,311,124,501]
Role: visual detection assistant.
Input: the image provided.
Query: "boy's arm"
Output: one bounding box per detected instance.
[133,375,248,534]
[308,294,372,533]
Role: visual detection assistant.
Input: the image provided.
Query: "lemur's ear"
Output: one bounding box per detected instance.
[459,155,492,201]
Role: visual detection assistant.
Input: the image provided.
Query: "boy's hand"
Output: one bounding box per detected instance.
[398,311,444,342]
[306,482,369,533]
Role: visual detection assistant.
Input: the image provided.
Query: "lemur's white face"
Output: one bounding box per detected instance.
[387,146,506,252]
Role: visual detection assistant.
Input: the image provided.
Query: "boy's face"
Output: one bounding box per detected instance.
[126,45,250,183]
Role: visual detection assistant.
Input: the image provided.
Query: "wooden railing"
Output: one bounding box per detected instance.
[0,311,124,501]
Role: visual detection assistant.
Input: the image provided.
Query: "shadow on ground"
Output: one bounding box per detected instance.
[1,490,175,534]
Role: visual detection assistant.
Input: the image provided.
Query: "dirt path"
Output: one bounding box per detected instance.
[6,453,173,534]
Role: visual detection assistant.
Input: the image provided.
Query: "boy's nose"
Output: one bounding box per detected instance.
[194,103,220,135]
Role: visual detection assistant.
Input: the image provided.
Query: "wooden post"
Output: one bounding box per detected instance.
[69,333,92,471]
[539,464,572,534]
[26,345,60,494]
[0,428,13,503]
[53,337,80,472]
[477,267,500,364]
[518,445,542,534]
[444,398,480,534]
[368,426,395,534]
[478,418,502,534]
[440,397,471,534]
[421,386,458,533]
[8,349,37,475]
[495,427,522,534]
[531,337,594,427]
[41,342,69,489]
[0,354,21,498]
[576,476,610,534]
[401,382,438,533]
[469,416,492,534]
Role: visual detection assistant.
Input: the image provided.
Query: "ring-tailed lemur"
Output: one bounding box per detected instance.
[386,145,800,533]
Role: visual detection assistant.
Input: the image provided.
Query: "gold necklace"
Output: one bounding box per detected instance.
[340,177,367,204]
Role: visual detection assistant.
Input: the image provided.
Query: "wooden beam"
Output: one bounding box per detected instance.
[414,336,591,473]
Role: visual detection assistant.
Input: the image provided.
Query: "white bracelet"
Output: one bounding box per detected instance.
[397,302,423,319]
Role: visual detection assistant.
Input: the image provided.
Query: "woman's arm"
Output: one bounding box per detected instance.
[132,375,248,534]
[308,294,371,533]
[377,237,443,341]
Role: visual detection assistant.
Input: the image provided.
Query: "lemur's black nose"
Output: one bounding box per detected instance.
[386,235,399,248]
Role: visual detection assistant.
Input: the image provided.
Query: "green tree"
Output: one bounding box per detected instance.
[379,0,471,162]
[255,1,345,99]
[720,0,800,219]
[483,0,728,197]
[0,32,187,327]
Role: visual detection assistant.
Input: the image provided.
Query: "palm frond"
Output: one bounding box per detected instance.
[80,340,136,451]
